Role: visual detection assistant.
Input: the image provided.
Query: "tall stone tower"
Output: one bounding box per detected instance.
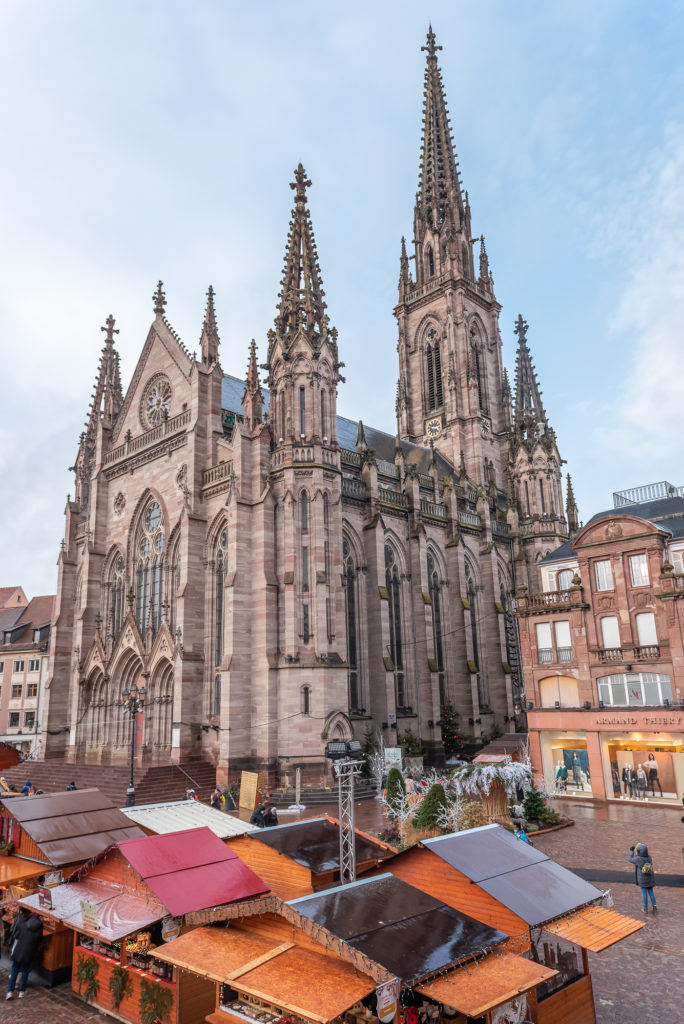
[395,27,510,494]
[508,315,568,586]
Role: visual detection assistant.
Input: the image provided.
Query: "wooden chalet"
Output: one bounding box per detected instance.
[0,787,144,981]
[121,799,257,840]
[20,825,269,1024]
[380,824,644,1024]
[227,815,395,899]
[153,874,556,1024]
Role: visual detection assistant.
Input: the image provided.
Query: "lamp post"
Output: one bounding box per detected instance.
[122,681,146,807]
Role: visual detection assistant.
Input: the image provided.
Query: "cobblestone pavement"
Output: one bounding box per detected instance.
[0,799,680,1024]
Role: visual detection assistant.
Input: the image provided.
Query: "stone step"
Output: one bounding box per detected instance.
[271,783,378,805]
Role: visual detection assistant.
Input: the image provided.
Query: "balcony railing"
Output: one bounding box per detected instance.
[378,487,408,510]
[420,499,446,520]
[104,409,192,465]
[557,647,573,663]
[458,510,480,529]
[538,648,553,664]
[635,645,660,660]
[342,477,367,500]
[492,520,512,538]
[598,647,623,663]
[202,461,233,487]
[526,590,573,608]
[377,459,399,479]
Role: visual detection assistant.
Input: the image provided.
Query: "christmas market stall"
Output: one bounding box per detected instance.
[380,824,645,1024]
[227,816,396,899]
[0,787,144,982]
[121,799,257,840]
[19,825,269,1024]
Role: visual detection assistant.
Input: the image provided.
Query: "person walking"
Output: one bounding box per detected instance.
[629,843,657,913]
[646,753,663,797]
[6,907,43,999]
[210,787,222,811]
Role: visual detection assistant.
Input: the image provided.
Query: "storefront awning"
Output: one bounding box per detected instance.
[416,952,557,1019]
[0,856,46,887]
[155,925,377,1023]
[543,905,645,951]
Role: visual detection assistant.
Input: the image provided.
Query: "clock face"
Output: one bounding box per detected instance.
[425,416,442,439]
[481,416,492,438]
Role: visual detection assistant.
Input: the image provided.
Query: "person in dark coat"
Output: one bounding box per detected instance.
[629,843,657,912]
[6,907,43,999]
[249,803,266,828]
[263,804,278,827]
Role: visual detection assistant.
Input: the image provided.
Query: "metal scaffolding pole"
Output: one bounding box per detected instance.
[334,758,364,884]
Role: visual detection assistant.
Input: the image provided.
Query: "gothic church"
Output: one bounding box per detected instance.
[43,30,575,782]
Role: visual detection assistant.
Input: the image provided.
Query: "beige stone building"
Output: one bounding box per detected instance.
[0,593,53,757]
[42,30,571,782]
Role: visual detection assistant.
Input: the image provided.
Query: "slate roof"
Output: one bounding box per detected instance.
[246,816,394,873]
[423,824,602,926]
[540,495,684,564]
[289,873,508,982]
[222,372,455,477]
[0,595,54,650]
[0,587,23,609]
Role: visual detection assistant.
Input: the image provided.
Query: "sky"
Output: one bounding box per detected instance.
[1,0,684,598]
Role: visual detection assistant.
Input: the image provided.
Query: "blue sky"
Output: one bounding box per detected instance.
[2,0,684,597]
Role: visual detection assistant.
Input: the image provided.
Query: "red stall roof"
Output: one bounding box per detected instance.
[118,826,269,916]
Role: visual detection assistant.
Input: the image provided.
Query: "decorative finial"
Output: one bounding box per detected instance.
[422,24,442,58]
[514,314,529,342]
[290,163,312,203]
[101,314,119,344]
[153,280,166,316]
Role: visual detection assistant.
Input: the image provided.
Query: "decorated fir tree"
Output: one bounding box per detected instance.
[523,784,547,822]
[412,782,448,829]
[440,701,461,757]
[385,767,406,820]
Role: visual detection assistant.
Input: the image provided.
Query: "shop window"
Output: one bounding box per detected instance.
[594,559,614,591]
[535,622,553,664]
[598,672,672,707]
[554,620,572,662]
[629,553,649,588]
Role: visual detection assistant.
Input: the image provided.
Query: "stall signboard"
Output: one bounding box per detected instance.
[38,886,53,910]
[384,747,402,769]
[162,915,182,941]
[376,979,399,1022]
[80,899,99,932]
[239,771,260,810]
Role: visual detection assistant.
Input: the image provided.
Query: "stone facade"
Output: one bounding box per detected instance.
[41,30,571,781]
[517,485,684,801]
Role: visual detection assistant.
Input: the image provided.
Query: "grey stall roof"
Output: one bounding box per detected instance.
[1,788,144,867]
[248,816,394,873]
[424,824,602,926]
[289,873,507,982]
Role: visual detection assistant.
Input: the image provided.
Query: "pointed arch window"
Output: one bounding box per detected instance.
[428,553,446,705]
[215,528,228,667]
[465,559,488,705]
[425,327,443,412]
[301,685,311,716]
[135,501,164,638]
[320,389,327,440]
[385,544,405,707]
[427,245,435,277]
[343,539,360,711]
[301,492,308,533]
[214,674,221,716]
[110,556,125,640]
[539,479,546,515]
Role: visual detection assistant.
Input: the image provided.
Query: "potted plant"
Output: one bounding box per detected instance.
[0,839,13,857]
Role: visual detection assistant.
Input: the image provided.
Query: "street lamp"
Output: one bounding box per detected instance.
[122,682,146,807]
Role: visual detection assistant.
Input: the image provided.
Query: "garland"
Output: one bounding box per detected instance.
[139,977,173,1024]
[109,965,132,1009]
[75,953,99,1004]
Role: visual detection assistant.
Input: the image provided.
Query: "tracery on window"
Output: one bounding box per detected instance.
[110,555,125,639]
[215,528,228,667]
[385,544,405,707]
[135,501,165,638]
[343,539,360,710]
[425,326,443,411]
[465,558,487,705]
[427,553,445,704]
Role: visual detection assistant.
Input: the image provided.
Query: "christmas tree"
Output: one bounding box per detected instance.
[413,783,449,829]
[385,767,406,820]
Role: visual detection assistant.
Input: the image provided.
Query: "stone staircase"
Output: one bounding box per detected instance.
[0,759,217,807]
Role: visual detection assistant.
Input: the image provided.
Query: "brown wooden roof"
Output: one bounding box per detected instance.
[543,904,645,952]
[416,951,557,1017]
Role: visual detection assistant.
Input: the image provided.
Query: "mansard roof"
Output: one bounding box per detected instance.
[221,373,454,478]
[540,494,684,564]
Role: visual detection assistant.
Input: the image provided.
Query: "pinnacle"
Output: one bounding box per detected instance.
[513,315,548,431]
[416,29,463,232]
[101,314,119,344]
[153,281,166,316]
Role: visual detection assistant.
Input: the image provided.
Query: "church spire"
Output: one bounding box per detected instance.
[566,473,579,534]
[417,26,464,233]
[272,164,330,348]
[242,339,263,430]
[513,315,548,433]
[200,285,220,367]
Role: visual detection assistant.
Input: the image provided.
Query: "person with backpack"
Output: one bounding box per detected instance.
[6,907,43,999]
[629,843,657,912]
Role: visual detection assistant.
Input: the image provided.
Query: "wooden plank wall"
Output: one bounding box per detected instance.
[0,807,48,863]
[72,945,178,1023]
[383,848,531,951]
[228,837,314,900]
[177,968,216,1024]
[536,976,595,1024]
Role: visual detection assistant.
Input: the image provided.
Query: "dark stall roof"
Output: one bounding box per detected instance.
[247,816,394,873]
[289,872,507,983]
[424,825,602,926]
[118,826,269,916]
[221,373,455,479]
[1,788,144,867]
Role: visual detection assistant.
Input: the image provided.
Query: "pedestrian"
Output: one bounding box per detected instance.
[629,843,657,913]
[65,781,77,791]
[184,787,198,801]
[514,826,531,845]
[263,804,278,827]
[20,780,31,796]
[6,907,43,999]
[250,803,266,828]
[646,753,663,797]
[210,787,222,811]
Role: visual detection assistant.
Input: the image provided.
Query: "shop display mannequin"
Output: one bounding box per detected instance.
[571,752,584,790]
[621,764,633,798]
[646,752,663,796]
